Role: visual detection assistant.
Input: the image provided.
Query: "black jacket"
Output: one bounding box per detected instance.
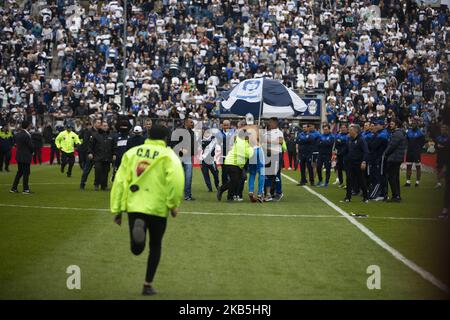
[344,133,369,164]
[385,128,407,163]
[127,134,146,150]
[88,130,115,162]
[31,131,43,148]
[14,129,34,163]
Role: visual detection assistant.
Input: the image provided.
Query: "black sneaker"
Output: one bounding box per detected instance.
[216,189,223,201]
[80,185,85,190]
[23,190,33,195]
[184,197,195,201]
[297,182,306,186]
[67,173,71,178]
[389,197,402,203]
[404,182,411,187]
[362,198,369,204]
[274,193,284,201]
[142,284,157,296]
[9,189,18,193]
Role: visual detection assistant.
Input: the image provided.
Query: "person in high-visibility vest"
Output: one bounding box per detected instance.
[55,124,81,177]
[110,125,184,296]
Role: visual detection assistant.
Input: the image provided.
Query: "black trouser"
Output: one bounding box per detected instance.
[336,154,345,184]
[80,159,94,188]
[219,164,243,200]
[12,162,31,191]
[50,146,60,165]
[346,162,368,200]
[317,154,332,184]
[61,151,75,176]
[94,161,110,189]
[288,150,297,169]
[299,155,314,184]
[387,161,402,199]
[33,147,42,164]
[220,159,229,186]
[200,161,219,191]
[0,149,11,170]
[238,166,247,198]
[127,213,167,283]
[78,150,87,169]
[369,161,387,199]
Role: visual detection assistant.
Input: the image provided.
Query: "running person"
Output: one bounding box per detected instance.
[110,125,184,295]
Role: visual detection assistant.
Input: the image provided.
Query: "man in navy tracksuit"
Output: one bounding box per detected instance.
[296,124,319,186]
[316,124,335,187]
[343,124,369,203]
[309,124,321,184]
[360,122,374,194]
[405,120,425,187]
[334,124,348,187]
[368,119,389,200]
[296,124,309,185]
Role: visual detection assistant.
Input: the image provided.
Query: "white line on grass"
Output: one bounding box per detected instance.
[281,172,449,293]
[0,203,442,222]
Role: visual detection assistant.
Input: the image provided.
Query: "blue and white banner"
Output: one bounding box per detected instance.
[220,78,308,119]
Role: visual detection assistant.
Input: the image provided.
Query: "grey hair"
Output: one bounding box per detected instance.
[349,123,361,134]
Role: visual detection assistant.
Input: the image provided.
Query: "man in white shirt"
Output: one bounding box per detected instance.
[263,117,284,202]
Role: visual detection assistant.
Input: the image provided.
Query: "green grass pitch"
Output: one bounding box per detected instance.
[0,164,448,299]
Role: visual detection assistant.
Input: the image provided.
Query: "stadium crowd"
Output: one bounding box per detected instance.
[0,0,449,216]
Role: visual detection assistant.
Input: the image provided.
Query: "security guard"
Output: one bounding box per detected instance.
[55,124,81,177]
[110,125,184,296]
[217,128,254,202]
[0,124,14,172]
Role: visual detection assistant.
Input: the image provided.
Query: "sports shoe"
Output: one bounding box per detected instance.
[372,196,385,202]
[341,198,351,203]
[9,189,18,193]
[316,181,323,187]
[248,192,257,203]
[362,198,369,204]
[415,181,420,187]
[264,196,273,202]
[434,183,442,189]
[273,193,284,201]
[297,182,306,186]
[256,195,264,203]
[216,188,223,201]
[404,182,411,187]
[389,197,402,203]
[67,173,71,178]
[323,183,329,188]
[22,190,33,195]
[235,196,243,202]
[332,178,339,185]
[142,284,157,296]
[184,197,195,201]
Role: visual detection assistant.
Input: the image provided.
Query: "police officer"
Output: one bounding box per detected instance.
[80,119,101,190]
[110,125,184,296]
[333,124,348,187]
[49,126,62,165]
[316,124,335,187]
[342,124,369,203]
[405,120,425,187]
[368,119,389,201]
[55,124,81,177]
[111,120,131,182]
[0,124,14,172]
[127,126,146,150]
[88,121,116,191]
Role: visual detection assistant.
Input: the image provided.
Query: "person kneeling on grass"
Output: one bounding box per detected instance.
[110,125,184,296]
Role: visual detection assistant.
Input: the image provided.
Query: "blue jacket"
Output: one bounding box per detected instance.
[334,133,348,156]
[318,133,335,157]
[406,128,425,155]
[369,129,389,163]
[297,130,320,157]
[345,134,369,164]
